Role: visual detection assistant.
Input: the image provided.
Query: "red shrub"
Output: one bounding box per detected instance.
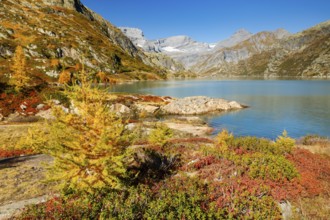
[193,156,218,170]
[0,148,34,158]
[287,149,330,197]
[0,91,48,117]
[139,95,165,103]
[170,138,213,144]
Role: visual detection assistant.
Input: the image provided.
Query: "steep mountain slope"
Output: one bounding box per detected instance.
[193,30,290,76]
[193,21,329,78]
[0,0,167,85]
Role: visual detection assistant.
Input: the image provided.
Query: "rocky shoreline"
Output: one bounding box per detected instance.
[1,95,246,137]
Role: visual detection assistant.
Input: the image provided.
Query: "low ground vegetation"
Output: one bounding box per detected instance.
[16,128,330,219]
[1,74,329,219]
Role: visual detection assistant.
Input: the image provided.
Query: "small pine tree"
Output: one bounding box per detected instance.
[96,71,107,83]
[58,70,71,84]
[274,130,295,154]
[9,45,30,91]
[21,70,130,193]
[148,123,173,147]
[215,129,233,154]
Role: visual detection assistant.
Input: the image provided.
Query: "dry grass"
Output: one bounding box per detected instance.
[297,135,330,156]
[0,154,55,206]
[0,123,32,150]
[292,195,330,220]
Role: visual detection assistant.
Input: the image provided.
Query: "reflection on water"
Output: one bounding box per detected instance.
[112,80,330,139]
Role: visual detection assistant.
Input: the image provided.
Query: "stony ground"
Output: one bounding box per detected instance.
[0,154,55,219]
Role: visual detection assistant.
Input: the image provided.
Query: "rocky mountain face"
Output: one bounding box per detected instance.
[194,21,330,78]
[192,29,292,76]
[0,0,171,84]
[119,27,160,53]
[118,27,186,73]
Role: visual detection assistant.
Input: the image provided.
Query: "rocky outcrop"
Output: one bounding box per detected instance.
[41,0,86,12]
[164,122,213,136]
[278,201,293,220]
[109,103,132,116]
[161,96,245,115]
[134,103,160,115]
[119,27,161,53]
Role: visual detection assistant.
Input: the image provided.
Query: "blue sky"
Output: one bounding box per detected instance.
[80,0,330,43]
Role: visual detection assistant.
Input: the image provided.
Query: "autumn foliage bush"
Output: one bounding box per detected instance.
[0,148,34,159]
[148,123,173,147]
[0,90,48,117]
[287,149,330,197]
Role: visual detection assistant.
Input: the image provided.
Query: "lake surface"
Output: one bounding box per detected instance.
[112,80,330,140]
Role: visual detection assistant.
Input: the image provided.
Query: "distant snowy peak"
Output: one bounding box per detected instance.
[152,35,212,54]
[162,46,183,53]
[209,43,217,49]
[153,35,194,49]
[119,27,161,52]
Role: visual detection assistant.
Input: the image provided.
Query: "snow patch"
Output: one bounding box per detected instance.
[162,46,182,52]
[209,44,216,49]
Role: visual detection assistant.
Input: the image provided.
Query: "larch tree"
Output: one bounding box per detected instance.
[21,69,132,193]
[9,45,30,91]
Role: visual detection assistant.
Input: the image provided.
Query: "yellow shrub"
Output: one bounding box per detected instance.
[149,124,173,147]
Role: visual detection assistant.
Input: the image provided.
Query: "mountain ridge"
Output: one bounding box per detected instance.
[121,21,329,78]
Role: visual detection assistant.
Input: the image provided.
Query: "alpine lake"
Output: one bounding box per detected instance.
[112,79,330,140]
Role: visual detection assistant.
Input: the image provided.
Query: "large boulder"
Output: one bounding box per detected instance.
[134,103,160,115]
[164,122,213,137]
[161,96,245,115]
[278,201,292,220]
[109,103,132,116]
[35,109,55,120]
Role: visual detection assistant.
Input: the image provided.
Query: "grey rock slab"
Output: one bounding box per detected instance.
[161,96,244,115]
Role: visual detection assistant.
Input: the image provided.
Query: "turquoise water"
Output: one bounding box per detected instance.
[112,80,330,139]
